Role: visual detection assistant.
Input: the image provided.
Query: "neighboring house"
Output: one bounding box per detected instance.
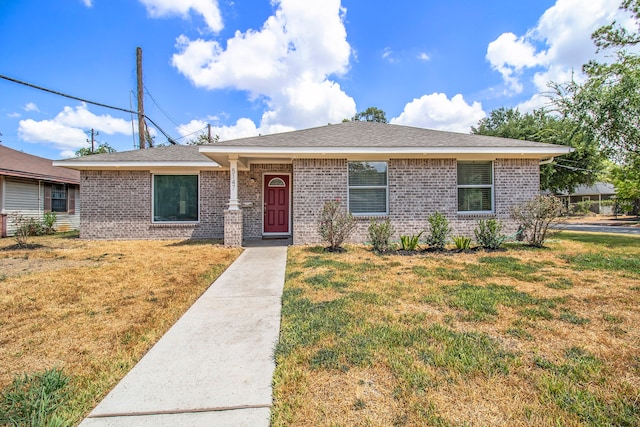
[559,182,617,215]
[0,145,80,237]
[53,121,571,246]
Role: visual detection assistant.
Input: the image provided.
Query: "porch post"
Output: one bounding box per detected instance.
[224,157,243,246]
[228,158,240,210]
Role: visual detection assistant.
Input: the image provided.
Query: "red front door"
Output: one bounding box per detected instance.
[264,174,290,234]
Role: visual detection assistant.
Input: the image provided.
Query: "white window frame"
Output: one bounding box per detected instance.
[151,173,200,223]
[51,183,68,213]
[457,161,494,214]
[347,161,389,216]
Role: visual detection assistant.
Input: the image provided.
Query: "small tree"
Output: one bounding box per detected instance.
[424,211,451,250]
[318,200,357,252]
[510,195,564,247]
[368,218,395,253]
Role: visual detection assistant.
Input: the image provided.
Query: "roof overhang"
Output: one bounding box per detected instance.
[51,161,221,171]
[199,145,573,169]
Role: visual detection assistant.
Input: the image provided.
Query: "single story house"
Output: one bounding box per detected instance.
[1,145,80,237]
[560,182,617,215]
[53,121,571,246]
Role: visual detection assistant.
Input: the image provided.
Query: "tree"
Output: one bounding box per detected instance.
[347,107,388,123]
[471,107,605,193]
[187,132,219,145]
[551,0,640,162]
[75,142,116,157]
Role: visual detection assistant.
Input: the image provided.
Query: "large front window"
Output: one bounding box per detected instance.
[348,161,388,215]
[457,161,493,212]
[153,175,199,222]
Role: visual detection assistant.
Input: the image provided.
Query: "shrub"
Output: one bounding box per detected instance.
[399,231,423,251]
[510,195,564,248]
[0,368,72,426]
[368,218,395,253]
[474,219,507,250]
[10,214,32,247]
[318,200,357,251]
[42,212,57,235]
[452,235,472,250]
[424,211,451,250]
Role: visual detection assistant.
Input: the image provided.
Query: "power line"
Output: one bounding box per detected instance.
[0,73,177,145]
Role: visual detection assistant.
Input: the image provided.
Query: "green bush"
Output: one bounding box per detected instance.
[424,211,451,250]
[474,219,507,249]
[399,231,423,251]
[452,235,472,250]
[0,368,72,427]
[318,200,357,251]
[367,218,395,253]
[42,212,57,235]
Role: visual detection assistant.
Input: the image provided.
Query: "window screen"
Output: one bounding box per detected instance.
[153,175,199,222]
[348,161,388,215]
[457,161,493,212]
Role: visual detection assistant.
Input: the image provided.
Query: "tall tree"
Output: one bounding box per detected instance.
[348,107,388,123]
[472,107,605,193]
[550,0,640,211]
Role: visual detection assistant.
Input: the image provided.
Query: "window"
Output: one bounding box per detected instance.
[457,161,493,212]
[348,161,388,215]
[51,184,67,212]
[153,175,199,222]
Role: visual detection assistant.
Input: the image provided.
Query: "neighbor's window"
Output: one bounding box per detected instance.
[51,184,67,212]
[348,161,388,215]
[153,175,199,222]
[457,161,494,212]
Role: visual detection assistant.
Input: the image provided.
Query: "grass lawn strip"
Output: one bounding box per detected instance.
[272,232,640,426]
[0,233,241,424]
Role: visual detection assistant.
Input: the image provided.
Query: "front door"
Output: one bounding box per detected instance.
[263,174,290,234]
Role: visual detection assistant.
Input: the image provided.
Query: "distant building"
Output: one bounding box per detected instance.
[558,182,617,215]
[0,145,80,237]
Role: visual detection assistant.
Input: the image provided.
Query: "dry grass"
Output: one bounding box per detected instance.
[0,232,241,423]
[272,232,640,426]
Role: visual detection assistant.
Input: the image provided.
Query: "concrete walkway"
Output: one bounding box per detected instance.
[80,242,288,427]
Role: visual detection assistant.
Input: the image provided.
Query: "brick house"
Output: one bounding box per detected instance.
[54,121,571,246]
[1,145,80,237]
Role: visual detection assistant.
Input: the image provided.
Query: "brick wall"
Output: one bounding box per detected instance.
[79,170,227,239]
[291,157,540,245]
[292,159,347,245]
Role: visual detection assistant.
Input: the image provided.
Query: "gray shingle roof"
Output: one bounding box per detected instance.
[211,121,563,149]
[54,121,571,168]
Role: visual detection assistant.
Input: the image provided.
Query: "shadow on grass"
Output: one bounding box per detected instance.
[165,239,224,247]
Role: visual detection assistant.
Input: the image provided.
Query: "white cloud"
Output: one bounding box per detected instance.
[17,104,134,155]
[486,0,622,97]
[23,102,40,112]
[169,0,355,132]
[391,93,486,133]
[418,52,430,61]
[139,0,223,32]
[7,112,21,118]
[382,47,395,62]
[81,0,93,7]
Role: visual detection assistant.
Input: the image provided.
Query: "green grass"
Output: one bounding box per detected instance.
[0,368,73,426]
[561,252,640,276]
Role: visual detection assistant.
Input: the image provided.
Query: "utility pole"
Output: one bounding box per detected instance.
[136,47,146,149]
[207,123,212,143]
[89,128,98,153]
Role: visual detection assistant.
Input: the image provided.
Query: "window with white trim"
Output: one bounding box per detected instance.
[153,175,199,222]
[457,161,494,212]
[348,161,388,215]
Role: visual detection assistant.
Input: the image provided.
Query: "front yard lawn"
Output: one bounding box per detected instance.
[0,233,241,424]
[272,232,640,426]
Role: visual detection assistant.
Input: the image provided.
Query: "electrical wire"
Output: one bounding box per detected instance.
[0,73,177,145]
[173,125,209,141]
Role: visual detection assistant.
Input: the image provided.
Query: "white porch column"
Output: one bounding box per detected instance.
[228,157,240,210]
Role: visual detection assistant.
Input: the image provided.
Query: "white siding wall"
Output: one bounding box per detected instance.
[2,178,79,236]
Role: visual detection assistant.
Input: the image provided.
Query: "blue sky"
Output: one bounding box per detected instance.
[0,0,625,159]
